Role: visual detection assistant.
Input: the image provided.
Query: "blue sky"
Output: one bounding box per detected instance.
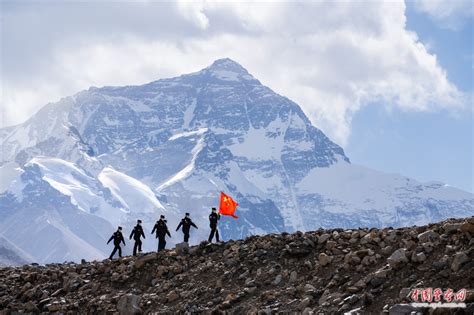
[1,1,472,192]
[346,1,473,192]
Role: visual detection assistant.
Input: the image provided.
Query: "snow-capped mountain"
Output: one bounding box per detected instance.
[1,58,473,264]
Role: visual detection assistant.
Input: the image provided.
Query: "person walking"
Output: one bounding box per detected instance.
[151,215,171,251]
[129,219,145,256]
[107,226,126,259]
[176,212,198,243]
[208,207,220,242]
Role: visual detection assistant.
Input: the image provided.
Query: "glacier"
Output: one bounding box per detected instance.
[0,58,473,264]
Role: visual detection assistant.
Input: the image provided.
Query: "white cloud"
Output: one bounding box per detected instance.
[413,0,473,30]
[0,1,466,146]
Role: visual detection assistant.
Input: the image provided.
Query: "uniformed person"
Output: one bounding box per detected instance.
[129,219,145,256]
[151,215,171,251]
[176,213,198,243]
[208,207,220,242]
[107,226,126,259]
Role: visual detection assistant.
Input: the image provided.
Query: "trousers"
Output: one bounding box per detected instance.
[109,245,122,259]
[133,239,142,256]
[158,237,166,251]
[208,228,219,242]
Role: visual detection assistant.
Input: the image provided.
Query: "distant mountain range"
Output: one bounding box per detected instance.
[1,58,473,264]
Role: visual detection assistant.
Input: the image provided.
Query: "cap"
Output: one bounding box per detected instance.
[160,215,165,219]
[118,226,122,230]
[137,219,142,223]
[212,207,217,211]
[185,212,190,216]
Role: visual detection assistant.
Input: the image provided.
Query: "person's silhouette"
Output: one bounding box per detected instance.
[176,213,198,242]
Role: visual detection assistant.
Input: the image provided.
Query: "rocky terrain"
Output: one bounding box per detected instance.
[0,217,473,314]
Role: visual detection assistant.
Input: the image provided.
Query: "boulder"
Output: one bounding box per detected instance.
[175,242,189,255]
[460,222,474,234]
[411,252,426,263]
[417,230,439,243]
[443,223,461,233]
[451,252,469,272]
[166,290,179,303]
[318,234,330,244]
[387,249,408,269]
[389,303,423,315]
[117,294,142,315]
[318,253,333,266]
[134,253,157,269]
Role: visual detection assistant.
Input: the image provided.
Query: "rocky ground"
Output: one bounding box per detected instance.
[0,217,473,315]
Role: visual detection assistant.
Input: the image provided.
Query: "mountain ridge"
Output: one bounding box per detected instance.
[0,216,473,313]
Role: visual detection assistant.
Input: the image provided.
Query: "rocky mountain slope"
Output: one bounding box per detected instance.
[1,58,473,264]
[0,237,32,267]
[1,217,473,314]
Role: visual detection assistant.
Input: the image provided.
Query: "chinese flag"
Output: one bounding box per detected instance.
[219,192,239,218]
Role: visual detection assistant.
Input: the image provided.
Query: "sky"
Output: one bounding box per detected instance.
[1,0,473,192]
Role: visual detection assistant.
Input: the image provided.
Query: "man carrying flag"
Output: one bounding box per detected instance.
[208,207,220,243]
[219,192,239,219]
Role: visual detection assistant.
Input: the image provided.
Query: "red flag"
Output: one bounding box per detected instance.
[219,192,239,219]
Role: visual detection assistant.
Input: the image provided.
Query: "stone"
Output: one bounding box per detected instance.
[326,241,337,250]
[399,288,411,300]
[346,286,361,293]
[381,245,393,256]
[166,290,179,303]
[387,248,408,269]
[175,242,189,255]
[354,279,366,289]
[389,303,422,315]
[111,272,120,282]
[465,289,474,303]
[417,230,439,243]
[273,274,283,286]
[298,297,311,310]
[370,277,384,287]
[451,252,469,272]
[286,242,312,256]
[411,252,426,263]
[304,283,316,293]
[24,301,39,313]
[443,223,461,233]
[318,253,333,266]
[460,222,474,234]
[432,260,448,270]
[134,253,156,269]
[318,234,330,244]
[289,271,298,283]
[344,294,359,305]
[47,303,61,312]
[117,294,142,315]
[355,249,369,258]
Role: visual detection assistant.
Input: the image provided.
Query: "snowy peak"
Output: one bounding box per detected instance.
[201,58,256,82]
[208,58,248,73]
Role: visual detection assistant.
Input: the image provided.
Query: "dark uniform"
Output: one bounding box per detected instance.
[129,221,145,256]
[151,218,171,251]
[107,227,126,259]
[176,214,198,243]
[208,209,220,242]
